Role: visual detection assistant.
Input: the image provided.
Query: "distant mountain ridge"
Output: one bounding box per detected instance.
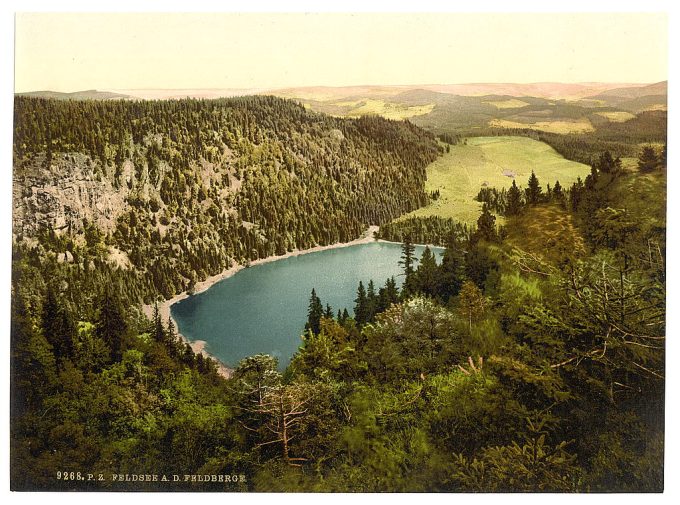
[16,89,131,100]
[589,81,667,100]
[17,81,666,102]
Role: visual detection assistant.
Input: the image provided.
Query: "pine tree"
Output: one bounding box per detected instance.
[354,281,369,326]
[415,246,439,296]
[378,276,400,312]
[638,146,659,172]
[525,170,542,205]
[597,151,616,173]
[167,316,180,356]
[570,177,584,212]
[553,180,564,202]
[438,235,466,299]
[399,237,418,297]
[151,303,165,343]
[324,303,334,319]
[399,237,417,277]
[366,280,378,323]
[474,203,498,243]
[95,292,127,361]
[41,286,76,360]
[506,179,523,216]
[305,288,323,335]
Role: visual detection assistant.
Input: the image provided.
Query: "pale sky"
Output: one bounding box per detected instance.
[14,12,668,92]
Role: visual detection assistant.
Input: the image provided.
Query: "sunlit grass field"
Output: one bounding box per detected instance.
[402,136,591,224]
[484,98,530,109]
[342,99,435,120]
[489,118,594,134]
[594,111,636,122]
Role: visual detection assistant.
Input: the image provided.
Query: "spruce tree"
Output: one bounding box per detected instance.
[95,292,127,361]
[354,281,369,326]
[474,203,498,243]
[366,280,378,323]
[415,246,439,296]
[439,235,466,300]
[570,177,584,212]
[638,146,659,172]
[151,303,165,343]
[553,180,565,206]
[377,276,400,312]
[41,286,76,360]
[525,170,542,205]
[399,238,418,297]
[597,151,616,173]
[506,179,523,216]
[305,289,323,335]
[399,238,417,277]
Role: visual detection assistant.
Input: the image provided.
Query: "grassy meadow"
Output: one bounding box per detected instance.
[488,117,595,134]
[342,99,435,120]
[595,111,637,122]
[402,136,591,224]
[483,98,531,109]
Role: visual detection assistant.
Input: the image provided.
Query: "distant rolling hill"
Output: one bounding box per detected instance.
[586,81,667,112]
[16,89,131,100]
[16,82,666,137]
[269,82,647,101]
[107,88,269,100]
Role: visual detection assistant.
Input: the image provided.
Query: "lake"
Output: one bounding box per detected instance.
[171,241,443,369]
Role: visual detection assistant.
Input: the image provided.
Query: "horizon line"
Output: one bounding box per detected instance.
[15,80,667,95]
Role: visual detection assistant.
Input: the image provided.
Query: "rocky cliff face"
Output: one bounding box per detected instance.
[12,152,129,238]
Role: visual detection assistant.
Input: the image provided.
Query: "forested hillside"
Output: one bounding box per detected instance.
[10,94,666,492]
[13,96,439,301]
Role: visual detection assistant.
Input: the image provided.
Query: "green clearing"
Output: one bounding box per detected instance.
[402,136,591,224]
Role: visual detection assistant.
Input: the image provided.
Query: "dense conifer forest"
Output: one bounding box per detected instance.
[13,96,439,301]
[10,94,666,491]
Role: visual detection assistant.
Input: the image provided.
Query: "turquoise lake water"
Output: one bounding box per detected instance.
[171,241,443,369]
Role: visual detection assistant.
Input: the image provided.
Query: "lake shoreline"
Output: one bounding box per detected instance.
[376,238,447,249]
[143,225,380,378]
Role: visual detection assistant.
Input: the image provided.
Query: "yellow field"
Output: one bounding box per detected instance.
[401,136,591,224]
[641,104,668,112]
[484,99,530,109]
[334,99,364,107]
[343,99,435,120]
[594,111,636,122]
[489,118,594,134]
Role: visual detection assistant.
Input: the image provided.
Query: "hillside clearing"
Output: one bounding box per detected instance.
[595,111,636,122]
[484,98,530,109]
[343,99,435,120]
[489,118,594,134]
[401,136,591,224]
